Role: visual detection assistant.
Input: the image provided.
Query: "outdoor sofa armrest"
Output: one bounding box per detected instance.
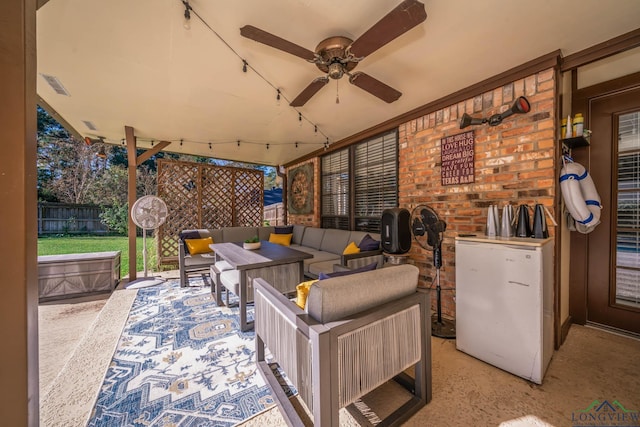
[340,248,384,269]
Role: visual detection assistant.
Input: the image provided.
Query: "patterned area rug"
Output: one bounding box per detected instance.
[87,279,274,426]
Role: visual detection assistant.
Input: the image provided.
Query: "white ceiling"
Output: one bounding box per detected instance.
[37,0,640,166]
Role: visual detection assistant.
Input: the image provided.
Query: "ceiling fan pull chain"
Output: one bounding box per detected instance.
[336,79,340,104]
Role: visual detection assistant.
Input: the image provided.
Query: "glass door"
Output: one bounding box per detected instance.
[615,111,640,308]
[586,87,640,335]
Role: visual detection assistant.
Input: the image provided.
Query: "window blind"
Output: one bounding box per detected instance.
[321,149,349,230]
[320,130,398,232]
[354,130,398,232]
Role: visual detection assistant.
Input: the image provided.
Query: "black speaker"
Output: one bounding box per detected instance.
[381,208,411,254]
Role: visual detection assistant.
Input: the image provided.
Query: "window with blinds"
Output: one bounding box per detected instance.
[321,149,350,230]
[616,111,640,308]
[320,130,398,232]
[354,130,398,232]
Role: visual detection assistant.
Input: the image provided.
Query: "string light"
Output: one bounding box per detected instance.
[237,140,240,147]
[182,0,192,30]
[151,140,154,147]
[266,144,270,150]
[295,142,298,148]
[175,2,331,144]
[208,142,212,150]
[276,89,281,106]
[314,125,318,133]
[180,139,183,147]
[121,139,125,145]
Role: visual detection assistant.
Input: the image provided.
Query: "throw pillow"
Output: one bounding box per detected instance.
[296,279,317,309]
[274,225,294,234]
[179,230,201,254]
[342,241,361,255]
[318,261,378,280]
[358,234,380,251]
[185,237,213,255]
[269,233,293,246]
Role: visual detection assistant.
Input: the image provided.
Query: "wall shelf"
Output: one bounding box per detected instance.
[561,136,590,150]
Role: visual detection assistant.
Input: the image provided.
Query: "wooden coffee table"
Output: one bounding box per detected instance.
[209,241,312,331]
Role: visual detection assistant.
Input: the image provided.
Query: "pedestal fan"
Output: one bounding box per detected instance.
[125,195,168,289]
[410,205,456,338]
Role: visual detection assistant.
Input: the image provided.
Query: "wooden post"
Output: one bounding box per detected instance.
[126,126,138,280]
[125,126,171,280]
[0,0,39,424]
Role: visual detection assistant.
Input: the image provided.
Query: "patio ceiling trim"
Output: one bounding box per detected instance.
[37,96,83,141]
[561,27,640,72]
[285,50,561,167]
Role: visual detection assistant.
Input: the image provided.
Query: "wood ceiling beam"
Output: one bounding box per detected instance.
[136,140,171,166]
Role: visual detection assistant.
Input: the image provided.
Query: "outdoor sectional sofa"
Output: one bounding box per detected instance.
[178,224,384,287]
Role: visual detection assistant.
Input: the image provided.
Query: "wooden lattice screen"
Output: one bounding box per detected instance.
[156,159,263,265]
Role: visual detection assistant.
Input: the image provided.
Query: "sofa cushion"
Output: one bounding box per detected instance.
[348,231,369,246]
[275,225,294,234]
[318,261,377,279]
[343,242,360,255]
[292,225,306,245]
[185,237,213,255]
[269,233,292,246]
[209,229,224,243]
[179,230,203,254]
[220,269,241,295]
[319,228,351,255]
[302,250,340,274]
[306,264,419,323]
[358,234,381,251]
[295,279,317,309]
[221,227,258,243]
[258,226,275,241]
[306,257,342,277]
[300,227,325,250]
[184,253,217,267]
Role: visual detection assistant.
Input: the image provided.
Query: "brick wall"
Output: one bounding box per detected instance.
[399,68,557,318]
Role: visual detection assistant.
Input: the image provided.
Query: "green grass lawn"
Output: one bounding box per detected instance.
[38,235,157,278]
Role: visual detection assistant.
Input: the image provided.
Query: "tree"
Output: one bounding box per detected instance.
[37,107,111,204]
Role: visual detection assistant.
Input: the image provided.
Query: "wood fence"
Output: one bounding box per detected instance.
[38,203,109,235]
[264,203,285,226]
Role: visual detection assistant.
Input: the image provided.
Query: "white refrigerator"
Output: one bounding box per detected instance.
[455,236,554,384]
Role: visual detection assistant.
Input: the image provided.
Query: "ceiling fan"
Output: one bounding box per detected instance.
[240,0,427,107]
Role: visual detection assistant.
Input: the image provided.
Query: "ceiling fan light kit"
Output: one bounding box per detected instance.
[240,0,426,106]
[459,96,531,129]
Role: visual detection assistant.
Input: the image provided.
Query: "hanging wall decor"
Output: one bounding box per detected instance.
[441,130,475,186]
[288,163,314,214]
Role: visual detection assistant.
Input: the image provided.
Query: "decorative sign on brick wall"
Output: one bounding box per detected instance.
[441,130,475,185]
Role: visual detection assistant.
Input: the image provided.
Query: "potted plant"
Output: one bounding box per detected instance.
[243,235,261,250]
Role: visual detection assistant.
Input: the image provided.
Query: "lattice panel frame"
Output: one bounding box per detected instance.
[157,159,263,265]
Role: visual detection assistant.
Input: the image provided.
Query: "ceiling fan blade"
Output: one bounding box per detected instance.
[240,25,316,61]
[348,72,401,103]
[289,77,329,107]
[348,0,427,58]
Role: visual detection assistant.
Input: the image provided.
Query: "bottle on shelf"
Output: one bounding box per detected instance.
[573,113,584,137]
[566,115,573,138]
